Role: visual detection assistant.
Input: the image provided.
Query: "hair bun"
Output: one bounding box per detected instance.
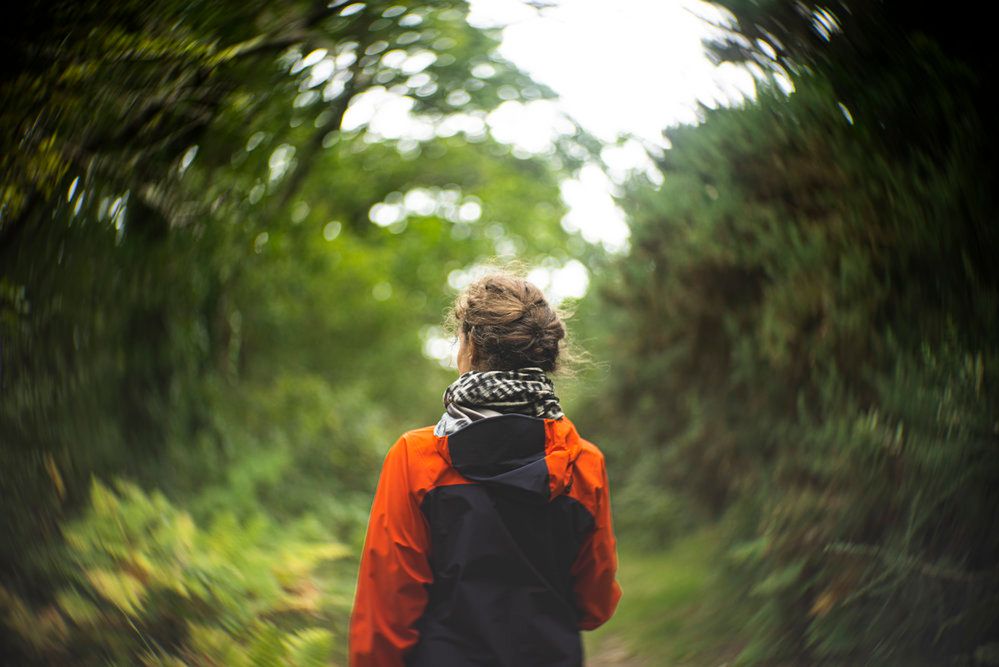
[448,271,568,372]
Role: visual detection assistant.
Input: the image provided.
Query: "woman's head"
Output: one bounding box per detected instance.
[449,272,566,373]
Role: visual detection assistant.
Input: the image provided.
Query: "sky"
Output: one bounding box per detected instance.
[414,1,758,366]
[341,0,758,311]
[467,0,756,253]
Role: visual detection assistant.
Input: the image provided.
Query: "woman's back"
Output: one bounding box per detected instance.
[348,273,621,667]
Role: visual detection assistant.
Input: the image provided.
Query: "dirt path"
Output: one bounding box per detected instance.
[586,636,645,667]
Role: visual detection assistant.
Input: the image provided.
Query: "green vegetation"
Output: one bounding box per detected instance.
[578,2,999,665]
[1,1,593,663]
[2,1,997,665]
[3,479,348,665]
[585,526,747,666]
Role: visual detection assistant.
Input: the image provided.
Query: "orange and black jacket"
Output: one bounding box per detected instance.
[349,414,622,666]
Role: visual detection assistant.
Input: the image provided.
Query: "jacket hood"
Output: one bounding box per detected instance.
[435,414,582,501]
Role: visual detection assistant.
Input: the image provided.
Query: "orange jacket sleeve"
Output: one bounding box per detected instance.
[349,434,433,667]
[570,453,622,630]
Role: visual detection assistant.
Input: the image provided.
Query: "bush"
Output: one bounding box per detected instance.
[1,479,352,665]
[588,70,999,664]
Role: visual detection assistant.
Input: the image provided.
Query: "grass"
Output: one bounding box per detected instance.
[584,524,748,666]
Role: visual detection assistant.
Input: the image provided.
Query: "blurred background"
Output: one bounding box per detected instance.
[1,0,997,664]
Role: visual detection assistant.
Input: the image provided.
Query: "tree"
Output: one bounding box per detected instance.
[1,1,592,662]
[583,3,999,662]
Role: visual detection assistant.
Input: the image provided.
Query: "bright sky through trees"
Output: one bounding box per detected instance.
[337,0,758,368]
[467,0,756,251]
[343,0,755,263]
[361,0,757,362]
[337,0,757,319]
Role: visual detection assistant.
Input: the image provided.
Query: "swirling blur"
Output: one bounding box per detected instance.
[2,1,997,665]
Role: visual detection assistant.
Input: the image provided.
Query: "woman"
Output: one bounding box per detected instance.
[349,272,621,667]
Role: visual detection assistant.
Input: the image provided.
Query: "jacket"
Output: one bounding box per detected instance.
[348,414,621,667]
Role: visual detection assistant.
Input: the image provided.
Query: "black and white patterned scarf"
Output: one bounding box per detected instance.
[434,367,563,436]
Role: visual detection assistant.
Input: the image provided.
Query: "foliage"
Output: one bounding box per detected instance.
[704,0,998,172]
[586,25,998,666]
[0,0,589,662]
[584,525,748,665]
[2,479,348,665]
[8,0,997,664]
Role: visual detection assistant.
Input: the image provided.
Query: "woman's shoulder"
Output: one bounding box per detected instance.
[572,439,608,487]
[562,422,610,504]
[388,426,438,460]
[557,416,607,462]
[576,436,606,460]
[384,425,467,499]
[398,424,437,443]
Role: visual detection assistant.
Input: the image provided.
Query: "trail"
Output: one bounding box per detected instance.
[586,635,645,667]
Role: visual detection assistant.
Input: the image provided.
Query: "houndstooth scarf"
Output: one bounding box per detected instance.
[434,367,563,436]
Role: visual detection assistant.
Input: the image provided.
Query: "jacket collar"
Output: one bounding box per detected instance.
[435,415,582,500]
